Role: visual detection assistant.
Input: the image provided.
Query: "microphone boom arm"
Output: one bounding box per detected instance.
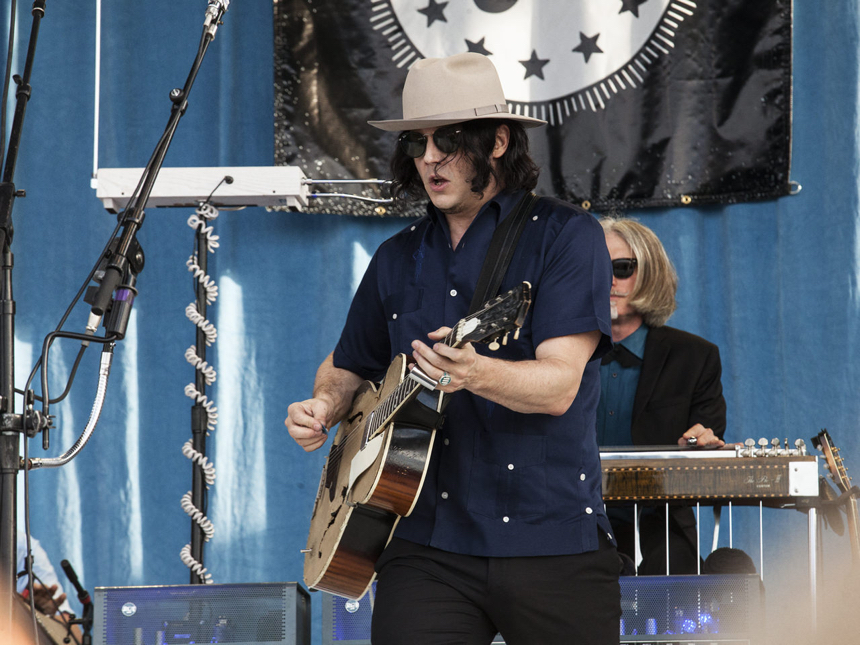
[27,345,114,470]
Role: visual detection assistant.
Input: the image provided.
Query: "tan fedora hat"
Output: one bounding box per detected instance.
[368,53,546,131]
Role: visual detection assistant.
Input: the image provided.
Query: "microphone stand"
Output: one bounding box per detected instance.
[0,1,48,633]
[79,0,232,587]
[0,0,231,632]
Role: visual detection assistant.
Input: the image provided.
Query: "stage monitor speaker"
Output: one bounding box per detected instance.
[92,582,310,645]
[322,575,764,645]
[619,574,764,643]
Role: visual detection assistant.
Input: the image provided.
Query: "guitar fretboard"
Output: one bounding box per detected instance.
[361,319,471,445]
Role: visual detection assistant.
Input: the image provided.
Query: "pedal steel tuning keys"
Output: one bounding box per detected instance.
[736,436,807,458]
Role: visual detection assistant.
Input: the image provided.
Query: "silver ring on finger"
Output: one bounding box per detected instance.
[439,371,452,386]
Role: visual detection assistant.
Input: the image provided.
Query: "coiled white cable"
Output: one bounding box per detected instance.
[185,303,217,346]
[181,202,220,583]
[180,543,213,584]
[187,202,220,252]
[187,256,218,305]
[185,346,216,386]
[182,439,216,485]
[184,383,219,435]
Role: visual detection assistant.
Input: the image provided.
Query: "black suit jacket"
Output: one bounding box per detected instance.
[629,325,727,560]
[632,325,726,445]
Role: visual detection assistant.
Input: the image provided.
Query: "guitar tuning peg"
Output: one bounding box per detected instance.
[513,329,521,340]
[502,333,509,346]
[489,340,500,351]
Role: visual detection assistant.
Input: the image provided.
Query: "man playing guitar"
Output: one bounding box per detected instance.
[285,53,620,645]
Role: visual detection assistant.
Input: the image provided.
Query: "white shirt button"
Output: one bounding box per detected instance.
[585,507,593,514]
[441,492,449,499]
[503,516,510,523]
[443,438,449,446]
[449,289,457,297]
[580,473,586,481]
[507,464,514,470]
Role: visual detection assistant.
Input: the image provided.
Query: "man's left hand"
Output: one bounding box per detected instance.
[27,583,66,615]
[410,327,478,393]
[679,423,725,448]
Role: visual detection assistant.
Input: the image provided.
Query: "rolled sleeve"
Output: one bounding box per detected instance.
[530,205,613,355]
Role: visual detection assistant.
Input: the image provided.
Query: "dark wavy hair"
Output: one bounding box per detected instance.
[389,119,540,202]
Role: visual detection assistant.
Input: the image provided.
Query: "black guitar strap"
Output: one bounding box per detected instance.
[468,191,539,315]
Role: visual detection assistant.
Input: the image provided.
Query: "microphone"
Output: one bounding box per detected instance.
[60,559,91,606]
[204,0,230,38]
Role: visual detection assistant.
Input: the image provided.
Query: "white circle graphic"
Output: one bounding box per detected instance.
[370,0,698,123]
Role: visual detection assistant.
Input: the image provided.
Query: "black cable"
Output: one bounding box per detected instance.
[16,343,86,404]
[18,527,82,645]
[34,331,118,422]
[21,217,122,409]
[0,0,16,162]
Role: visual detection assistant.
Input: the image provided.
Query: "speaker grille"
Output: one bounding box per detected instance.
[93,582,310,645]
[619,574,763,640]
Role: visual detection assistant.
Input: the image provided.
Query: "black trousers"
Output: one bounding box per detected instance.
[370,534,621,645]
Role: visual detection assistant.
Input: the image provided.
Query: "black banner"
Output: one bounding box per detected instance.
[274,0,792,215]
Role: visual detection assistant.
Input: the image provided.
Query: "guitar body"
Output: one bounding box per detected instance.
[304,355,438,599]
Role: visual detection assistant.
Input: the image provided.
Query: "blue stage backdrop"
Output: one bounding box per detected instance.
[2,2,859,644]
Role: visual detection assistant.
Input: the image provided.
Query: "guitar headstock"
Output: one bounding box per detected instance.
[812,429,853,493]
[451,282,532,349]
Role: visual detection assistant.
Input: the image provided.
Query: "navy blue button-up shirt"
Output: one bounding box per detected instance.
[333,190,614,557]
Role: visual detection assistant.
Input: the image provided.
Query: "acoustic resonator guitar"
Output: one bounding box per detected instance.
[303,282,532,599]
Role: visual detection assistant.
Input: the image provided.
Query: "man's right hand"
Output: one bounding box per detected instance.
[285,398,331,452]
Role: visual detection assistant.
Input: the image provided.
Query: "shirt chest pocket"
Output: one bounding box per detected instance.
[383,289,424,351]
[467,432,547,522]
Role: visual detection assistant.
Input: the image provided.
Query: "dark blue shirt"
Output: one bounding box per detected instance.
[597,324,649,447]
[333,190,614,557]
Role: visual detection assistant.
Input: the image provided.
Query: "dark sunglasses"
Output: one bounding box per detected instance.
[612,258,638,279]
[398,126,462,158]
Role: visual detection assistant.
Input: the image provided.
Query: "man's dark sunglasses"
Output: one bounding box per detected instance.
[612,258,638,279]
[398,126,462,158]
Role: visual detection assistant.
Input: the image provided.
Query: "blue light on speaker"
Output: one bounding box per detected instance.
[700,611,716,633]
[646,618,657,635]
